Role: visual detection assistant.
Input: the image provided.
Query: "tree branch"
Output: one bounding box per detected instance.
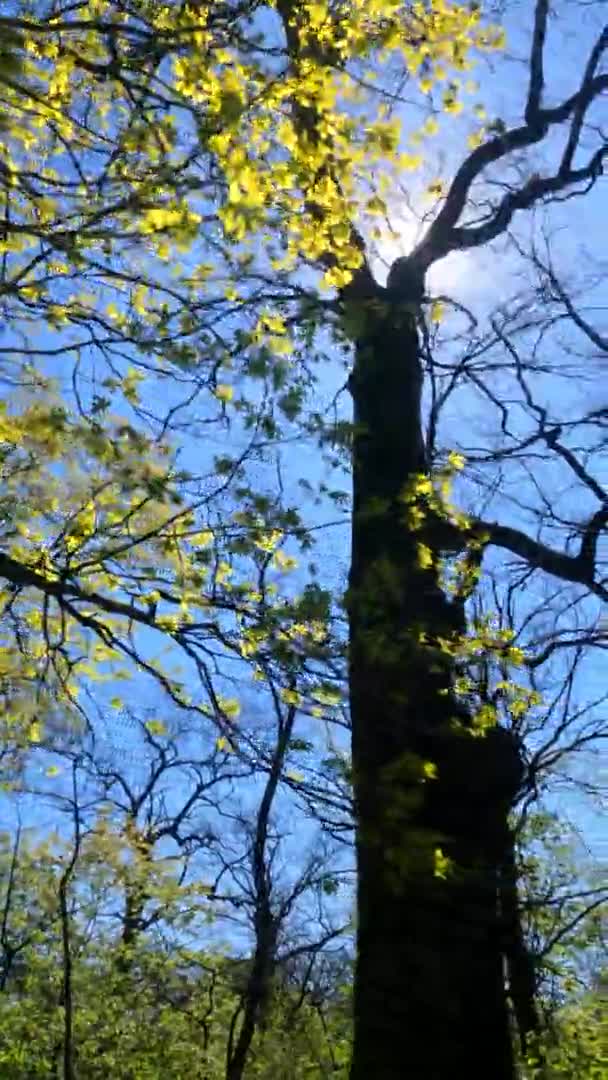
[525,0,550,123]
[411,16,607,270]
[0,551,156,629]
[537,258,608,353]
[475,519,607,601]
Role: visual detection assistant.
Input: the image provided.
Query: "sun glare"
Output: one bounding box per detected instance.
[370,203,487,302]
[369,209,423,286]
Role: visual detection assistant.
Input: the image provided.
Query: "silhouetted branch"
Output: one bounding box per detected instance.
[410,9,607,270]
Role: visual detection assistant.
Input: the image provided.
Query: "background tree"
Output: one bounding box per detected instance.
[0,702,349,1078]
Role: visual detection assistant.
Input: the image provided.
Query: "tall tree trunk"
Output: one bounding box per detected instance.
[346,263,521,1079]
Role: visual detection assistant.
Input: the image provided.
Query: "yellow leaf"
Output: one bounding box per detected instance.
[311,685,341,707]
[366,195,387,216]
[280,688,301,707]
[322,265,354,290]
[218,698,241,720]
[434,847,452,879]
[467,129,485,150]
[272,551,298,572]
[190,530,213,547]
[215,384,233,403]
[443,93,463,115]
[397,152,423,172]
[254,530,282,553]
[417,543,434,570]
[447,450,466,471]
[140,206,183,233]
[145,719,167,736]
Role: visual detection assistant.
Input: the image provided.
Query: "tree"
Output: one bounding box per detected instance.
[0,2,605,1077]
[281,3,606,1075]
[0,702,349,1078]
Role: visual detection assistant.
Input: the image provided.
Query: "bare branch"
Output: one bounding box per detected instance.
[525,0,550,123]
[475,518,607,601]
[410,21,607,270]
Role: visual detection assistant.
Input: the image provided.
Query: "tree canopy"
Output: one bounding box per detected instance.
[0,1,606,1077]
